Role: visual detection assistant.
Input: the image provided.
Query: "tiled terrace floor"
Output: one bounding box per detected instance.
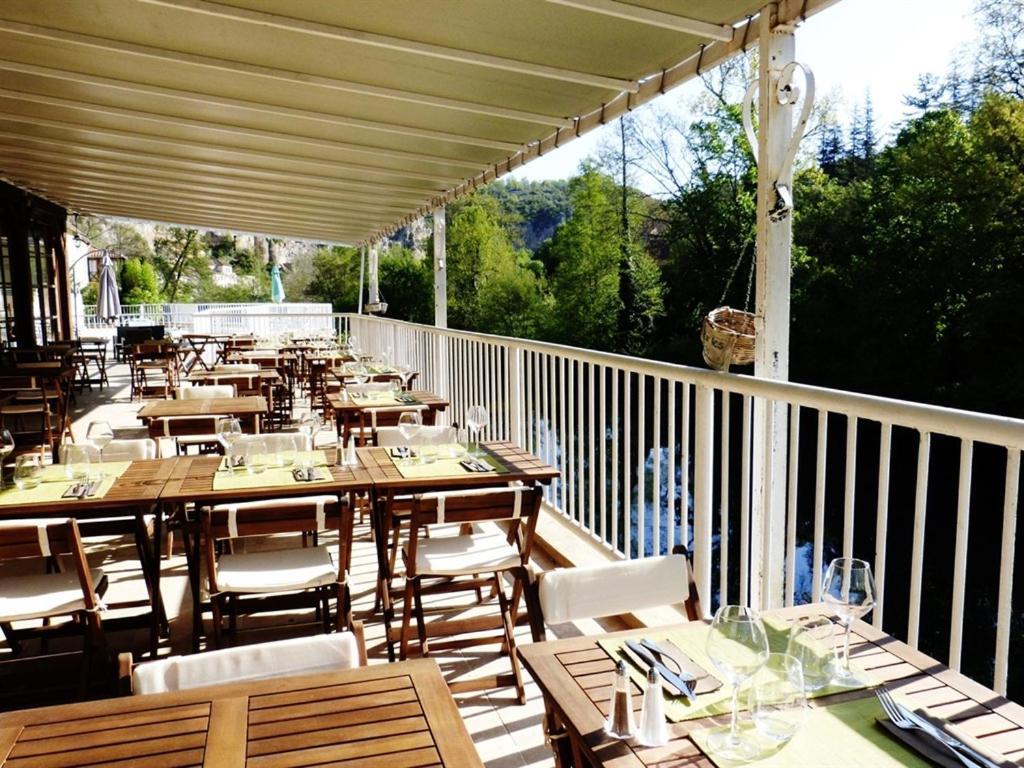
[1,362,630,768]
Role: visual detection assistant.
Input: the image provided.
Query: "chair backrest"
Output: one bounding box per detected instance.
[209,375,260,397]
[102,438,158,461]
[361,405,430,431]
[149,415,221,438]
[406,487,543,577]
[177,384,235,400]
[374,425,456,447]
[204,494,345,540]
[130,633,364,695]
[346,382,395,395]
[214,363,260,373]
[236,432,311,453]
[526,549,702,641]
[0,518,100,611]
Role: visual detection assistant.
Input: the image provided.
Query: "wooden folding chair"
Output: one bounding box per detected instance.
[398,486,543,703]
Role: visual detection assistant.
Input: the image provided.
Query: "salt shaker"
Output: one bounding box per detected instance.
[343,436,359,467]
[605,660,636,739]
[637,667,669,747]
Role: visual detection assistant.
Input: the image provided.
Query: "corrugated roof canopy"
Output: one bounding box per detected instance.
[0,0,833,245]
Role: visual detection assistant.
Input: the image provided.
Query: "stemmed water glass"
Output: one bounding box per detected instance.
[821,557,876,685]
[705,605,770,761]
[466,405,488,457]
[217,417,242,470]
[397,363,414,391]
[397,411,422,464]
[86,421,114,453]
[299,412,322,449]
[0,430,14,490]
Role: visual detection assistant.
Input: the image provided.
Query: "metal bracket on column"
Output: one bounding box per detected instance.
[742,60,815,221]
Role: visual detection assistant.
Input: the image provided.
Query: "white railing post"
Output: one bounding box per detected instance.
[508,344,524,447]
[694,383,714,616]
[751,4,795,610]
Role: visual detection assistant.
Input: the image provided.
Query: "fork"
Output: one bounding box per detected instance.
[875,687,982,768]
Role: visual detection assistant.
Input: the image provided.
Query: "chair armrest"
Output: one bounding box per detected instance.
[117,651,134,695]
[350,620,368,666]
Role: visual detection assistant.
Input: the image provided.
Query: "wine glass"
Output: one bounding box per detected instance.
[821,557,876,685]
[749,653,807,745]
[86,421,114,452]
[705,605,770,761]
[352,364,369,389]
[216,417,242,453]
[466,405,488,457]
[397,411,422,464]
[397,363,414,391]
[0,429,14,490]
[299,412,322,447]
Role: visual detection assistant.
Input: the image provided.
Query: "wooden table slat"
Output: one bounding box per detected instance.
[246,730,436,768]
[247,700,422,741]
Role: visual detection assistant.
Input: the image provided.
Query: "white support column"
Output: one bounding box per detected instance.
[368,242,381,307]
[433,205,447,329]
[751,4,794,610]
[357,244,366,315]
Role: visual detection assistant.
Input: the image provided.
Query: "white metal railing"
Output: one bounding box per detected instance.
[81,302,333,331]
[339,313,1023,697]
[173,309,1023,696]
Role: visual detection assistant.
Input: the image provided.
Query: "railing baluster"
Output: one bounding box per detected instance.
[599,364,607,544]
[843,416,859,561]
[873,422,892,629]
[653,378,662,557]
[611,368,619,554]
[568,359,576,523]
[638,374,646,557]
[812,410,828,603]
[740,395,752,607]
[994,448,1020,695]
[578,360,586,530]
[624,370,632,559]
[720,392,731,604]
[786,405,800,607]
[588,361,596,537]
[560,357,569,517]
[694,384,714,614]
[681,384,691,551]
[907,430,932,649]
[668,381,677,551]
[949,438,973,671]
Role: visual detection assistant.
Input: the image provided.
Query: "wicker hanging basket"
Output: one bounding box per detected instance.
[701,306,756,371]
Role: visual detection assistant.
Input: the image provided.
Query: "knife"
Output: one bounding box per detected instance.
[624,639,696,703]
[640,638,697,681]
[897,702,1002,768]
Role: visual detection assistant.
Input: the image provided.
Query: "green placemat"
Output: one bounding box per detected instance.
[690,696,931,767]
[217,450,328,472]
[0,460,131,506]
[212,464,332,491]
[391,445,510,479]
[598,617,869,722]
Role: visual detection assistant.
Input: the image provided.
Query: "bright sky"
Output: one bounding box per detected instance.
[509,0,977,189]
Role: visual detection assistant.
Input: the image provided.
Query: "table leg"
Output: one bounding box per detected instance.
[370,488,397,662]
[149,504,163,658]
[183,505,204,653]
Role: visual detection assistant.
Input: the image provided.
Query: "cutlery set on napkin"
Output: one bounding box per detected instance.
[459,458,493,473]
[62,479,101,499]
[620,637,719,703]
[290,466,322,482]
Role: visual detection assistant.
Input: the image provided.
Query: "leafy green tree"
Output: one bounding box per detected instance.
[304,246,361,311]
[119,258,162,305]
[379,247,433,324]
[153,227,209,302]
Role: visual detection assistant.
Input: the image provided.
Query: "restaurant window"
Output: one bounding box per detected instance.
[27,231,58,346]
[0,236,12,346]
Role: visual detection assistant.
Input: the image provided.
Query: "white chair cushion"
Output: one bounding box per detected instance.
[132,633,360,695]
[179,385,235,399]
[347,382,393,394]
[0,568,104,622]
[102,438,158,461]
[375,426,456,447]
[412,530,520,577]
[214,364,259,373]
[537,554,692,625]
[216,546,336,593]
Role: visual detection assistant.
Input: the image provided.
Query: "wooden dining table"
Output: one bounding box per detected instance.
[0,658,483,768]
[326,389,449,442]
[518,604,1024,767]
[137,395,267,434]
[159,451,373,651]
[0,457,176,656]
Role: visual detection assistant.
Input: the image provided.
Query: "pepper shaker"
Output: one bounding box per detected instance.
[605,660,636,739]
